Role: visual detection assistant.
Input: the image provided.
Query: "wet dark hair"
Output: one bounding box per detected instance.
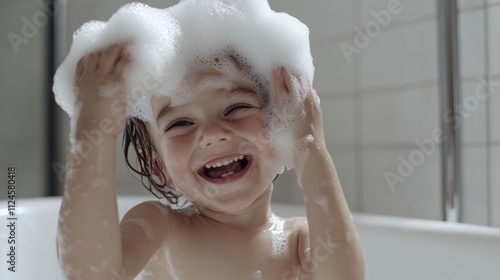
[123,117,181,204]
[122,50,275,205]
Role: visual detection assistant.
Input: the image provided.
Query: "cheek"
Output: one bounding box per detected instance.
[240,118,275,152]
[238,116,267,137]
[159,136,192,175]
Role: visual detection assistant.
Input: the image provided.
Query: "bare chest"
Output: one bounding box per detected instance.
[143,220,301,280]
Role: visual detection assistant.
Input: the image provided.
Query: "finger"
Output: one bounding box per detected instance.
[112,50,131,78]
[100,44,123,74]
[86,51,102,70]
[281,67,292,93]
[273,67,286,106]
[76,56,86,77]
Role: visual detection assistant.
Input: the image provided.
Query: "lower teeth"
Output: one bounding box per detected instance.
[220,171,234,178]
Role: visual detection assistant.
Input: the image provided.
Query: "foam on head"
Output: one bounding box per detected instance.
[53,0,314,169]
[53,2,180,121]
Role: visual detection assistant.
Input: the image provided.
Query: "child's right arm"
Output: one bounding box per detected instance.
[56,45,167,280]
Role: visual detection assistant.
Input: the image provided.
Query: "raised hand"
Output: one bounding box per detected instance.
[272,67,325,165]
[75,44,131,137]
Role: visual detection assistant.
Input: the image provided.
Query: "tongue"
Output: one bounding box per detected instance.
[206,161,243,178]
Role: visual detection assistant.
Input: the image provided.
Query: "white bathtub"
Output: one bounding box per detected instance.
[1,196,499,280]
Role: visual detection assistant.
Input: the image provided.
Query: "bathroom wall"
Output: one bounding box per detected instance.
[0,1,47,199]
[269,0,500,227]
[268,0,442,221]
[457,0,500,227]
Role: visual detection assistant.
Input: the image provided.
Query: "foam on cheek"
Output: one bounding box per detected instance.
[203,183,219,198]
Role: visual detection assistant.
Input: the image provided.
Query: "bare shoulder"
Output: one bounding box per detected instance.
[282,216,307,230]
[283,216,309,264]
[281,216,309,249]
[120,200,180,278]
[121,200,171,234]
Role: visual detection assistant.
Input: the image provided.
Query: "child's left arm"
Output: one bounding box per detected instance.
[273,68,365,280]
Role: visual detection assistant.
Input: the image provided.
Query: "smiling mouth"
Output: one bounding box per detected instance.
[198,155,251,182]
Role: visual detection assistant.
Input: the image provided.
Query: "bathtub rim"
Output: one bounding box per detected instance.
[1,195,500,239]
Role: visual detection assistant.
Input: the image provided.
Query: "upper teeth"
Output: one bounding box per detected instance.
[205,155,244,169]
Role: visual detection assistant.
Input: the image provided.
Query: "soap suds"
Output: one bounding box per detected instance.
[268,213,292,259]
[164,247,181,280]
[53,0,314,170]
[252,269,263,279]
[313,195,329,212]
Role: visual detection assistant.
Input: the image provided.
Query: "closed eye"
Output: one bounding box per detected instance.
[165,119,193,131]
[224,103,253,116]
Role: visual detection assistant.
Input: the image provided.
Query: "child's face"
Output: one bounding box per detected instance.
[149,66,280,213]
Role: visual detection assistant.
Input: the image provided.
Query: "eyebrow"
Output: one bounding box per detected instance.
[156,105,174,124]
[227,86,256,95]
[155,87,257,123]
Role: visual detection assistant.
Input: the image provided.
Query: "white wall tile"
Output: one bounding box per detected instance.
[491,79,500,142]
[491,146,500,227]
[269,0,354,42]
[459,9,486,79]
[487,0,500,5]
[361,0,436,25]
[272,147,361,208]
[329,148,360,211]
[461,146,488,225]
[361,87,439,144]
[461,81,488,143]
[489,6,500,76]
[458,0,484,10]
[311,40,355,93]
[360,20,438,88]
[322,96,355,145]
[272,170,305,204]
[1,2,48,198]
[361,147,441,220]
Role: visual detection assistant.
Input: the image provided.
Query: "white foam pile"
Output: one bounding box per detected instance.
[53,0,315,169]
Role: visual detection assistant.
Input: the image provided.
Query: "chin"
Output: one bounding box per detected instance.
[206,191,257,214]
[203,184,270,214]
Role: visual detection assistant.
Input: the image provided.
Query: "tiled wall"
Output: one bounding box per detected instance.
[458,1,500,226]
[46,0,500,226]
[0,1,47,200]
[270,0,500,226]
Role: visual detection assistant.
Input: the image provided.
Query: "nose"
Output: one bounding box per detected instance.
[199,121,233,148]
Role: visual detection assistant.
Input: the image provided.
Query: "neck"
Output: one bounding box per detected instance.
[195,184,274,233]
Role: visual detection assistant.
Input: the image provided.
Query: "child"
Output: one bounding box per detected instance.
[56,43,364,279]
[56,8,364,280]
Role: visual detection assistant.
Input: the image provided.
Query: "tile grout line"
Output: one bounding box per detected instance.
[483,0,492,227]
[353,0,364,213]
